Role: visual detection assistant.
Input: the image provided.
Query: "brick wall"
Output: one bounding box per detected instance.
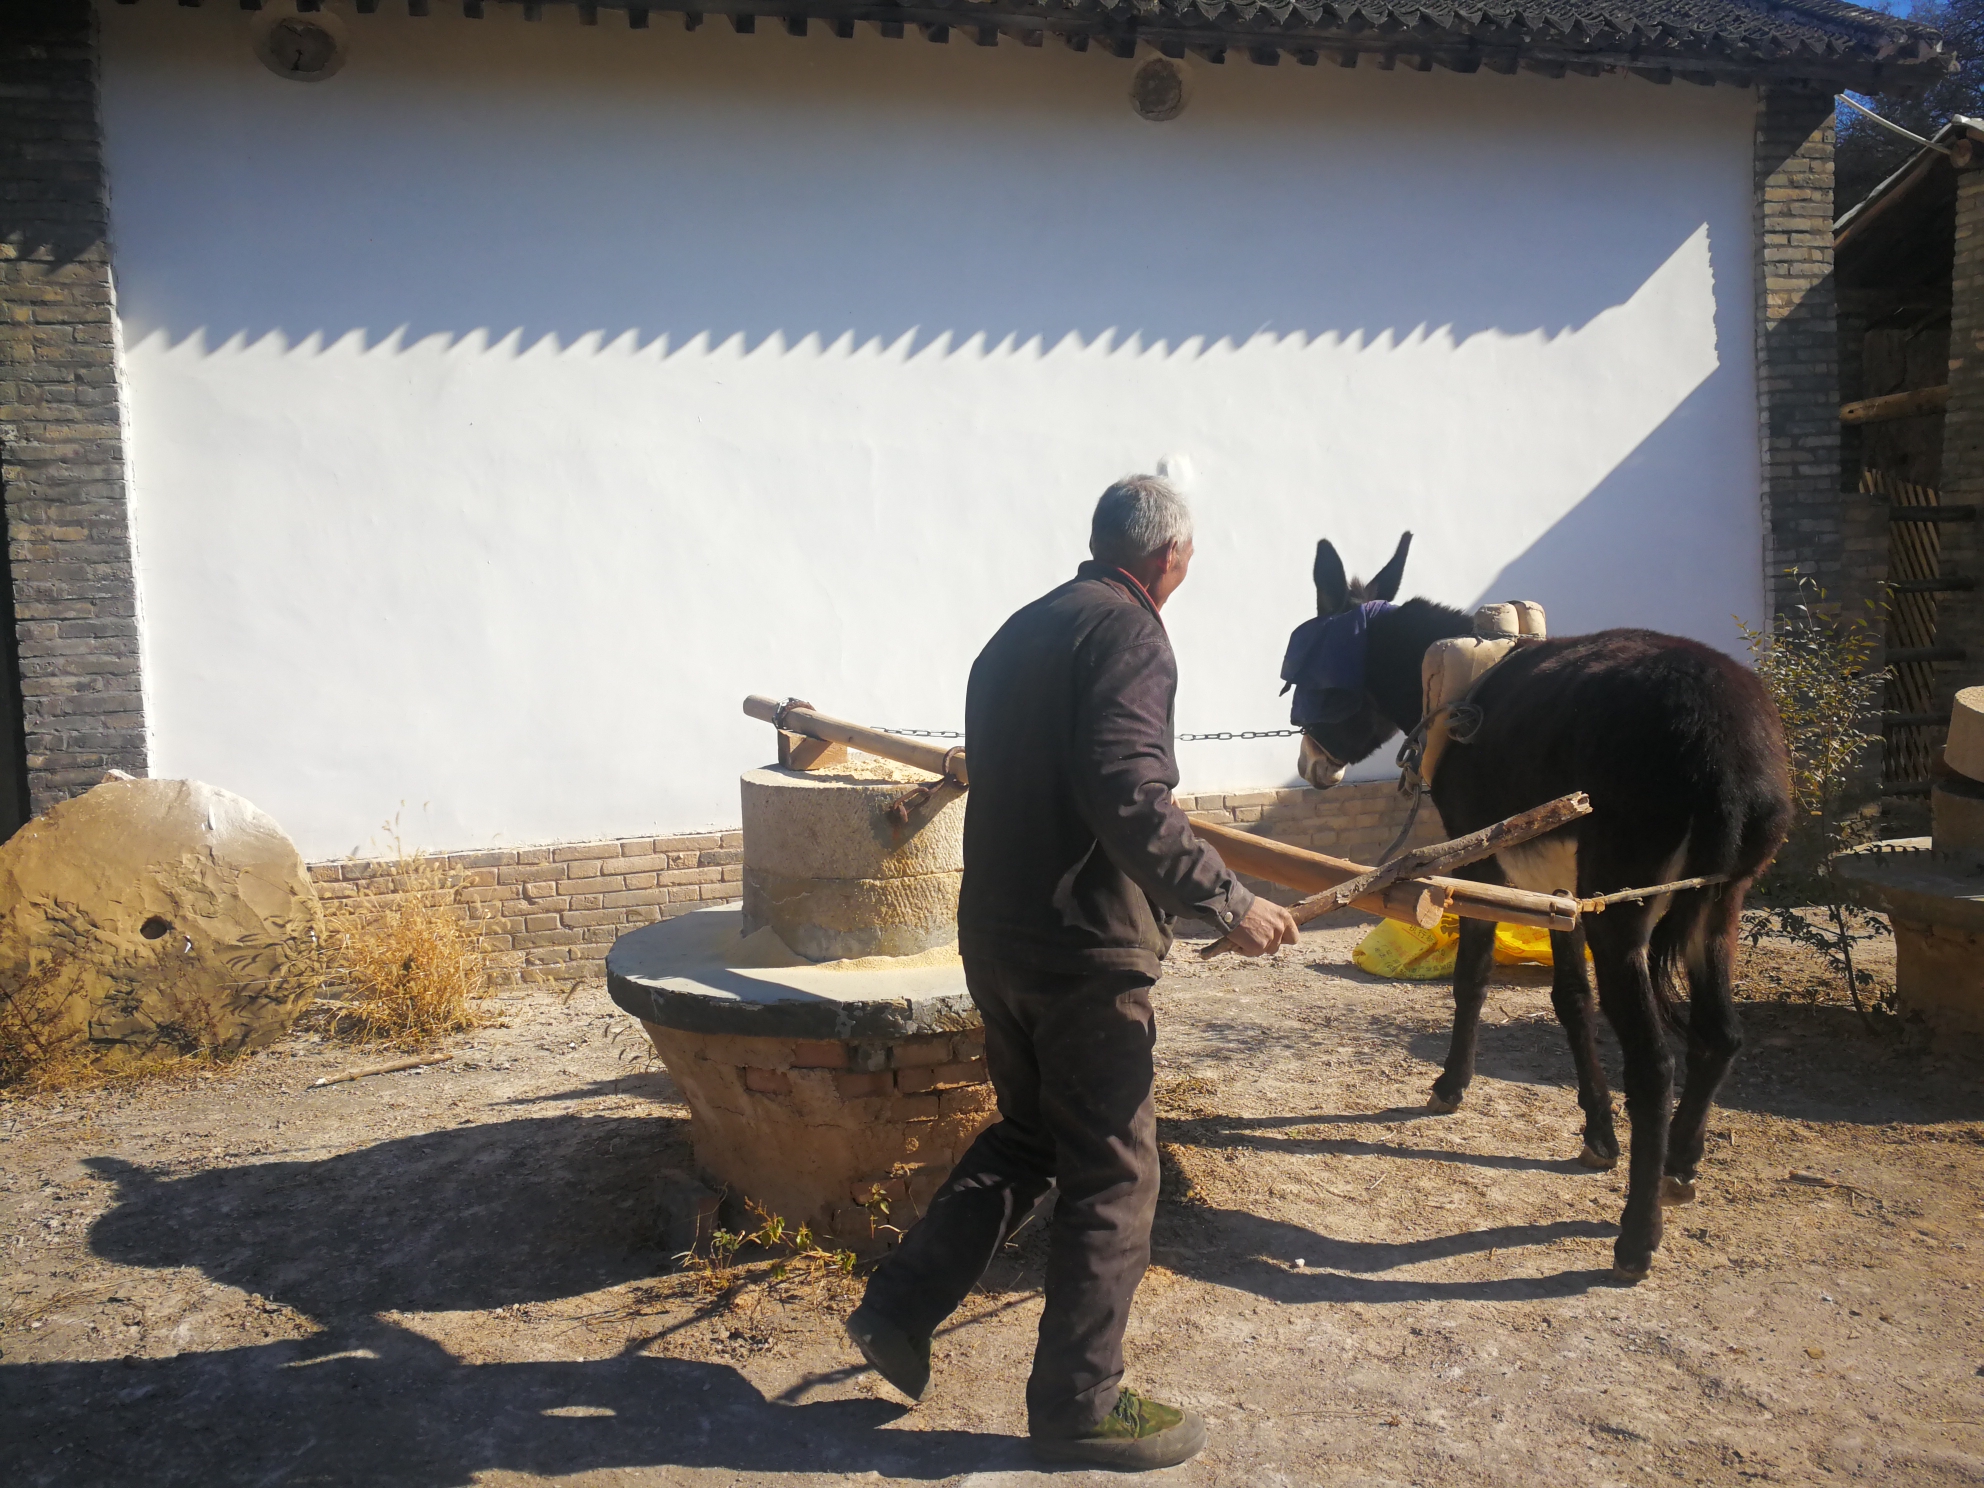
[312,779,1435,990]
[1754,88,1863,615]
[1172,778,1446,899]
[1936,160,1984,700]
[0,0,148,815]
[308,830,745,990]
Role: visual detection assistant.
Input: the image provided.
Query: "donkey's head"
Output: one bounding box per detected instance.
[1314,531,1412,616]
[1290,533,1466,786]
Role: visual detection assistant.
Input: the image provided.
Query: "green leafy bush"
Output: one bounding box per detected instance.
[1736,586,1892,1018]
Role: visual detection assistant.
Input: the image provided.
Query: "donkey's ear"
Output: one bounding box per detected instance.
[1313,541,1350,616]
[1365,531,1413,602]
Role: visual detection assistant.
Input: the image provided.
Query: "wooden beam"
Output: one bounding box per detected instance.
[743,696,966,783]
[1889,504,1976,523]
[1187,817,1578,933]
[1286,793,1591,924]
[1189,819,1448,929]
[1841,385,1950,424]
[1886,645,1969,665]
[1888,575,1977,593]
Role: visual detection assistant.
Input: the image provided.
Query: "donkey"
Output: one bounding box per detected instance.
[1291,536,1791,1281]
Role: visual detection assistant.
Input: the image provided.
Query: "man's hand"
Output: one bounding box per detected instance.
[1226,897,1301,957]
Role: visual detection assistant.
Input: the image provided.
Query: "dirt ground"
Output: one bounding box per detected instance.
[4,917,1983,1487]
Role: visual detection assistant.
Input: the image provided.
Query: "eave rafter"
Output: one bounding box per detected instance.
[123,0,1951,91]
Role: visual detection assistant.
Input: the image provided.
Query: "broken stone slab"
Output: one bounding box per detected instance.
[0,777,322,1066]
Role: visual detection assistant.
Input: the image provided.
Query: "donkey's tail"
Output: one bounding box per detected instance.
[1646,778,1789,1035]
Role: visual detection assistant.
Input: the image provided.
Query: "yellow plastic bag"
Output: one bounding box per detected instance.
[1351,914,1563,981]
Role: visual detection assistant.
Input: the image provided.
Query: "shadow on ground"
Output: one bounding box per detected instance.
[1149,1195,1620,1306]
[5,1324,1023,1486]
[84,1113,691,1321]
[3,1113,1032,1485]
[1362,1000,1984,1128]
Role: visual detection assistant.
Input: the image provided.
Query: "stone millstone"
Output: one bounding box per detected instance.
[607,906,993,1250]
[1948,686,1984,786]
[740,762,963,960]
[0,777,322,1064]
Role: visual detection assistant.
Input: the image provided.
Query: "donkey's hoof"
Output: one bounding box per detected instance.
[1426,1091,1462,1115]
[1660,1175,1698,1207]
[1609,1263,1650,1285]
[1577,1144,1618,1171]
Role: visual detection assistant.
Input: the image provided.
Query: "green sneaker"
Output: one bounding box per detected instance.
[845,1304,932,1402]
[1030,1387,1209,1470]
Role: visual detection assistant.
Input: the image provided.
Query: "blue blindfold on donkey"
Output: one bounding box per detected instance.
[1279,533,1413,773]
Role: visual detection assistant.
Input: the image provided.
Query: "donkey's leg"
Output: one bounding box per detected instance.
[1430,918,1496,1113]
[1587,916,1674,1281]
[1549,926,1618,1170]
[1664,891,1745,1205]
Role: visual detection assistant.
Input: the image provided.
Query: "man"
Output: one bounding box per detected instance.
[846,475,1301,1471]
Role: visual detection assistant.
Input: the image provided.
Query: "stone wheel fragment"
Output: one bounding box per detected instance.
[0,777,321,1069]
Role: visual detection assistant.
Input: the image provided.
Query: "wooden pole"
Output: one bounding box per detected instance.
[1307,792,1590,916]
[1194,818,1449,927]
[1189,816,1577,933]
[1199,793,1587,957]
[743,696,968,784]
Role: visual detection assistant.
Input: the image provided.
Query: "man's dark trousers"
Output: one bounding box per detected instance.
[858,955,1160,1437]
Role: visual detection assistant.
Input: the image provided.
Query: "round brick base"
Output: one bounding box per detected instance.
[641,1020,995,1253]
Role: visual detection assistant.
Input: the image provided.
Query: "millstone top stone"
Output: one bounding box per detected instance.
[1947,686,1984,786]
[611,753,975,1038]
[740,761,964,961]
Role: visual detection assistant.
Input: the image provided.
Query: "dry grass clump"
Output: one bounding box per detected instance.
[306,850,491,1049]
[0,953,237,1097]
[681,1200,860,1301]
[0,960,89,1091]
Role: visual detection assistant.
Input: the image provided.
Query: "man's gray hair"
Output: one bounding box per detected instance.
[1090,475,1193,567]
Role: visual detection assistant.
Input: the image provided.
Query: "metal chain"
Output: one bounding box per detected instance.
[1177,728,1304,742]
[871,726,1303,742]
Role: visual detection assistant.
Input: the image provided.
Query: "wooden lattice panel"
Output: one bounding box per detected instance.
[1864,468,1943,785]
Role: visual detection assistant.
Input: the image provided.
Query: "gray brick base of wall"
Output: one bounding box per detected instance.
[308,779,1436,990]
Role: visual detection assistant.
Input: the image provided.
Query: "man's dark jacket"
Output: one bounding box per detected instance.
[957,561,1256,978]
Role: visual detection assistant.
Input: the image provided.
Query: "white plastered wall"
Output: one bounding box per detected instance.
[97,2,1763,860]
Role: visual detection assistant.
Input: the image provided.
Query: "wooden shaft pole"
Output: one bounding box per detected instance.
[1194,818,1449,927]
[743,695,968,784]
[1189,816,1579,937]
[1311,791,1590,915]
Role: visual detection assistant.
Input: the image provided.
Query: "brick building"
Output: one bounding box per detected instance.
[1834,120,1984,805]
[0,0,1950,986]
